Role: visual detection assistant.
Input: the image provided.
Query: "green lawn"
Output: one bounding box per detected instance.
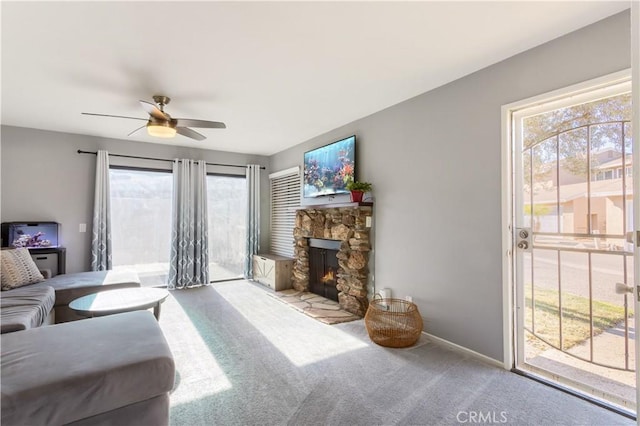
[525,285,632,350]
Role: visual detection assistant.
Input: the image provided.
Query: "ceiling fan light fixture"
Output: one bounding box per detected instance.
[147,122,177,138]
[82,96,225,141]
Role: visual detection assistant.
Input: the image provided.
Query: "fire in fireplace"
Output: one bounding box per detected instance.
[308,238,341,302]
[321,269,335,284]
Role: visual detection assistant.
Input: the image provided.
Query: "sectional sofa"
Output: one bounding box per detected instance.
[0,248,176,425]
[1,268,143,332]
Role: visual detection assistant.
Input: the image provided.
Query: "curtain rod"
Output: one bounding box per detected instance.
[77,150,265,170]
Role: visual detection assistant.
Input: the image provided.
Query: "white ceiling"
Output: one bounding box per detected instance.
[1,1,629,156]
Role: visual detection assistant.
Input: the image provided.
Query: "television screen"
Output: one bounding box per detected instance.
[303,135,355,198]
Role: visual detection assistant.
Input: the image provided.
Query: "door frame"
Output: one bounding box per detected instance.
[632,3,640,419]
[500,68,633,371]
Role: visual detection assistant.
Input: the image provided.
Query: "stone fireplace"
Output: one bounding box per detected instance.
[292,203,373,317]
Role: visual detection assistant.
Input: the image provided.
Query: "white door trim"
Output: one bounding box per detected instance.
[500,69,632,372]
[631,3,639,422]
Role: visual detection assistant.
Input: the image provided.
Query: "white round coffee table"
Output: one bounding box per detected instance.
[69,288,169,320]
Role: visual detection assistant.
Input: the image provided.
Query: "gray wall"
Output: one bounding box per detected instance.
[269,11,631,361]
[0,126,270,274]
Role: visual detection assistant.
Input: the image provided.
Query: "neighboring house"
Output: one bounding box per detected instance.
[555,148,630,186]
[525,152,633,250]
[593,152,634,182]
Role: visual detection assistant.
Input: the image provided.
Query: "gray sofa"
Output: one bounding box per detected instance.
[0,269,141,332]
[0,285,56,333]
[1,311,175,425]
[30,269,141,322]
[0,270,175,425]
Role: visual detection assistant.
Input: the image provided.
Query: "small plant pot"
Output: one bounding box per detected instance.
[350,190,364,202]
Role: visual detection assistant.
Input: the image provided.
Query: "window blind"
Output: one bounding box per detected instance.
[269,167,300,258]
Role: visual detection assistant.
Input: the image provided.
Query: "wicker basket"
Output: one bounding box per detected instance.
[364,298,423,348]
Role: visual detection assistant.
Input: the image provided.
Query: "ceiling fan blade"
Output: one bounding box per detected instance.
[82,112,147,121]
[139,100,169,120]
[175,118,226,129]
[127,125,147,137]
[176,127,206,141]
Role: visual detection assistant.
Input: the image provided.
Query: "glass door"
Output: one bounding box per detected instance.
[206,174,247,281]
[110,168,173,286]
[513,81,635,411]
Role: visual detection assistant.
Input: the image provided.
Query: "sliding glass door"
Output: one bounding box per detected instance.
[110,168,172,286]
[207,174,247,281]
[110,168,247,285]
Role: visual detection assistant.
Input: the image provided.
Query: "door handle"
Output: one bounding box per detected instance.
[615,282,633,294]
[517,241,528,250]
[626,231,640,247]
[615,282,640,302]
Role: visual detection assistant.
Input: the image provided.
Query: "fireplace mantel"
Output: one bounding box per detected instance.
[292,204,373,316]
[296,201,373,210]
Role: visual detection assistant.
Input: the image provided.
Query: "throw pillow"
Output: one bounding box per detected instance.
[0,248,45,290]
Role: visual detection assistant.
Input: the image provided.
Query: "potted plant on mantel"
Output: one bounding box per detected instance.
[345,179,372,203]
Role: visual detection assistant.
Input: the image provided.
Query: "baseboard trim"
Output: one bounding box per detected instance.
[424,332,505,369]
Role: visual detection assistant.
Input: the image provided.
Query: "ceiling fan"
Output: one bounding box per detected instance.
[82,95,226,141]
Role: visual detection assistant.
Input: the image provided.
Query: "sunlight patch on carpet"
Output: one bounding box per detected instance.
[159,294,232,403]
[214,281,368,367]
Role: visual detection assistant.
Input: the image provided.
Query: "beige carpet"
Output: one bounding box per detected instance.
[158,280,634,426]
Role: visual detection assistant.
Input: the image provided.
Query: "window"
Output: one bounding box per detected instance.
[207,174,247,281]
[109,168,172,286]
[270,167,300,258]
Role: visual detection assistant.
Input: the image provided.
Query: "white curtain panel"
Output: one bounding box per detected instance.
[244,164,261,278]
[91,150,112,271]
[168,159,209,289]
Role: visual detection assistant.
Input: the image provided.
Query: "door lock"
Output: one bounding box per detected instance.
[515,227,532,252]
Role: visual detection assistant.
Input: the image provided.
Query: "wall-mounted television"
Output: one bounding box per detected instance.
[303,135,356,198]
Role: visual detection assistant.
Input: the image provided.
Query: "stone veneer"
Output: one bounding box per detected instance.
[292,204,372,317]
